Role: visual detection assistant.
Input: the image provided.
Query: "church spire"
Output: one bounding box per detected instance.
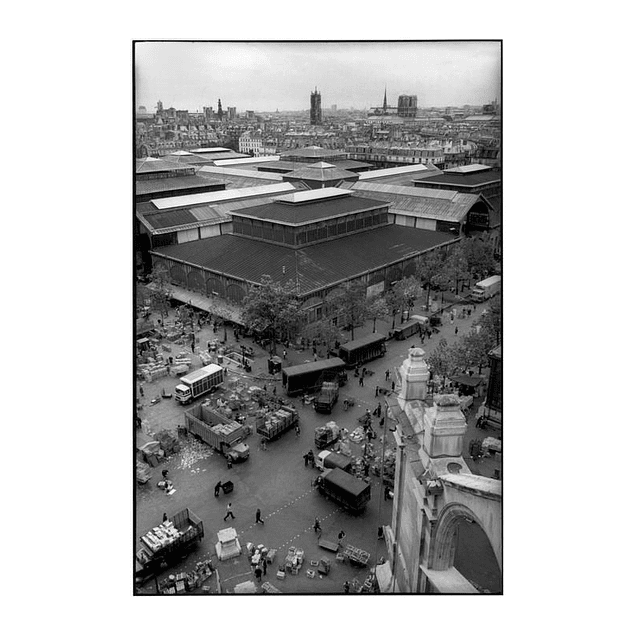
[383,85,388,111]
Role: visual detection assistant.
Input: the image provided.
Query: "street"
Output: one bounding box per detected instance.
[136,293,499,593]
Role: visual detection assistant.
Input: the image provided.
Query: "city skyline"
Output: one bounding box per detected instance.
[135,41,501,113]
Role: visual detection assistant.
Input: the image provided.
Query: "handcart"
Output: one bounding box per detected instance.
[221,480,234,494]
[342,544,370,567]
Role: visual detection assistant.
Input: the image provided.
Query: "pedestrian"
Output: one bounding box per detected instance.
[214,481,222,497]
[254,565,262,582]
[273,386,277,396]
[224,503,235,521]
[391,381,395,391]
[207,341,212,353]
[314,517,321,533]
[379,416,384,427]
[301,393,306,407]
[227,455,233,469]
[385,369,390,381]
[375,385,379,398]
[314,352,318,362]
[343,580,350,594]
[136,415,142,429]
[139,386,144,398]
[384,485,391,501]
[283,349,287,360]
[337,530,346,545]
[362,367,367,378]
[295,423,300,437]
[191,341,195,354]
[303,452,309,467]
[307,449,315,467]
[262,557,267,576]
[162,469,169,480]
[162,512,168,522]
[359,375,364,387]
[455,326,459,336]
[255,508,265,525]
[375,403,382,417]
[366,429,373,443]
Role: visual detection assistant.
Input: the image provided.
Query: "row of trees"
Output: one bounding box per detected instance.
[427,295,501,387]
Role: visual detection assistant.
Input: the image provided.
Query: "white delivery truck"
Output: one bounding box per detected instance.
[175,364,224,405]
[470,275,501,303]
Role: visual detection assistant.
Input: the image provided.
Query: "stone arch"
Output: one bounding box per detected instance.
[206,276,223,296]
[430,503,480,571]
[225,283,245,303]
[386,264,402,285]
[187,268,205,292]
[169,264,186,285]
[403,260,416,278]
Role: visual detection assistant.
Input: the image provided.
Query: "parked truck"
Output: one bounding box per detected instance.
[314,449,352,473]
[184,404,250,461]
[469,275,501,303]
[338,333,386,369]
[256,405,298,441]
[135,508,204,584]
[282,358,347,397]
[314,421,341,450]
[175,364,224,405]
[315,467,371,513]
[314,381,339,414]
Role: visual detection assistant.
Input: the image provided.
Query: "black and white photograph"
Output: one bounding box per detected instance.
[133,40,502,595]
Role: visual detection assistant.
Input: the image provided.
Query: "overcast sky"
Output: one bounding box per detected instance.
[135,41,500,113]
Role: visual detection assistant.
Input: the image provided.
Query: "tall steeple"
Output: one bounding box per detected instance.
[383,86,388,112]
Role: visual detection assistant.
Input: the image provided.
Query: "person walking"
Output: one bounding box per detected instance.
[162,512,168,522]
[227,455,233,469]
[295,423,301,437]
[314,352,318,362]
[262,557,267,576]
[214,481,222,497]
[224,503,235,521]
[272,386,277,396]
[375,385,379,398]
[455,326,459,336]
[337,530,346,546]
[255,508,265,525]
[191,341,195,354]
[254,564,262,583]
[343,580,350,593]
[384,485,391,501]
[283,349,287,360]
[139,386,144,398]
[303,452,309,467]
[359,375,364,387]
[385,369,390,382]
[313,517,321,534]
[379,416,385,428]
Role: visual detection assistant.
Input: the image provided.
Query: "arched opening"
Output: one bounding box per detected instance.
[431,503,501,593]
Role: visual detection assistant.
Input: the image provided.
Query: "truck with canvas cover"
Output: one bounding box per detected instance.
[391,318,422,341]
[282,358,347,397]
[255,404,298,441]
[314,381,339,414]
[338,333,386,368]
[314,449,352,473]
[175,364,224,405]
[184,404,250,461]
[316,467,371,513]
[314,421,341,450]
[469,275,501,303]
[135,508,204,583]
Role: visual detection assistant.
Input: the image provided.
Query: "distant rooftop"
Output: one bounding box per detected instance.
[358,164,440,181]
[444,164,492,174]
[214,156,280,166]
[273,187,352,205]
[150,182,297,210]
[189,147,232,154]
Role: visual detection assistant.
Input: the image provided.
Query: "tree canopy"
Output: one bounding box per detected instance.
[241,275,302,353]
[325,280,371,341]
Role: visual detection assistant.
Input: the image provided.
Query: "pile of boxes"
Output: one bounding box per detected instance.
[141,520,182,552]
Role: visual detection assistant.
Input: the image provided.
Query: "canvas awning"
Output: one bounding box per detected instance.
[165,284,244,325]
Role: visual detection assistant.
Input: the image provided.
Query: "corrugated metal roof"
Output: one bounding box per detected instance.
[349,183,484,221]
[189,207,228,222]
[151,225,457,296]
[198,166,284,181]
[286,163,358,181]
[414,170,501,188]
[135,175,225,196]
[358,165,437,180]
[162,153,214,165]
[136,158,190,174]
[214,156,280,166]
[151,183,296,210]
[141,208,199,230]
[232,193,388,225]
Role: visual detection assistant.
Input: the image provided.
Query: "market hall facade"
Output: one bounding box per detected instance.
[149,187,460,323]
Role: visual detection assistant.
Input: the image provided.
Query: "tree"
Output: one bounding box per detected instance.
[392,276,420,322]
[368,296,389,333]
[325,280,371,341]
[302,318,342,352]
[241,275,302,354]
[416,251,445,310]
[442,246,470,295]
[449,329,492,375]
[476,294,502,348]
[147,263,172,320]
[462,237,497,282]
[384,287,403,330]
[427,338,453,388]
